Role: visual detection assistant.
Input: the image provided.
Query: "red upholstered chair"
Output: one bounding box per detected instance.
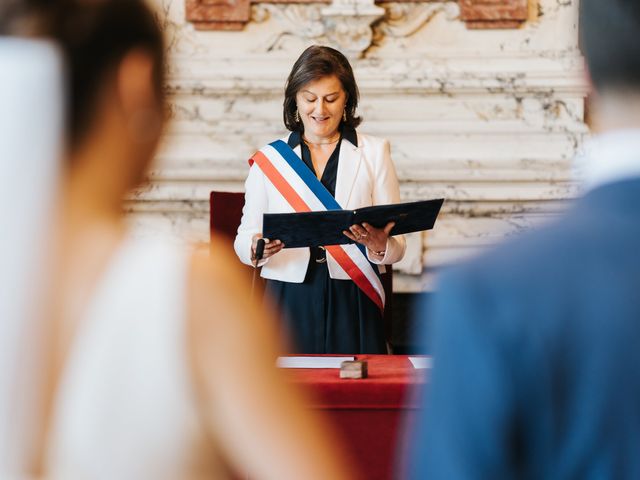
[209,191,245,244]
[209,190,394,347]
[209,190,259,290]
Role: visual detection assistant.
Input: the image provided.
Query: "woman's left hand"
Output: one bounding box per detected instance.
[343,222,395,255]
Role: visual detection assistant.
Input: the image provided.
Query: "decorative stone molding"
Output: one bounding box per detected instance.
[186,0,531,31]
[251,4,325,43]
[252,1,458,57]
[374,2,459,39]
[320,0,386,58]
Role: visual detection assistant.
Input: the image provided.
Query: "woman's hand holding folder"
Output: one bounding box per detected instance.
[343,221,395,257]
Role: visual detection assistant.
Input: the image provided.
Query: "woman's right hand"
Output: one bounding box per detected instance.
[251,234,284,263]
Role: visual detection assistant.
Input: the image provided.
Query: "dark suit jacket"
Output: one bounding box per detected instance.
[408,178,640,479]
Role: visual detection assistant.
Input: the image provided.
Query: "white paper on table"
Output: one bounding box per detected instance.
[409,356,433,369]
[276,356,356,369]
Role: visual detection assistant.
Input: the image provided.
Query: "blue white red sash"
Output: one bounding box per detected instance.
[250,139,385,311]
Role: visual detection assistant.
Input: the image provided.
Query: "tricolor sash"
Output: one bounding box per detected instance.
[250,139,385,312]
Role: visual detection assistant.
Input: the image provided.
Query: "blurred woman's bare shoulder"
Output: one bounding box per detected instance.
[183,237,354,480]
[185,233,284,361]
[190,236,252,289]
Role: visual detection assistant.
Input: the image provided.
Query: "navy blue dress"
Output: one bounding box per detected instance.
[265,127,386,354]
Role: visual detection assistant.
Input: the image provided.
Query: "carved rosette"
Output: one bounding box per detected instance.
[187,0,531,31]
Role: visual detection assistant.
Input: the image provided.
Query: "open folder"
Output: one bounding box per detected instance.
[262,198,444,249]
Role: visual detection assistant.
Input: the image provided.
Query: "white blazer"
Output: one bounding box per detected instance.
[234,132,406,283]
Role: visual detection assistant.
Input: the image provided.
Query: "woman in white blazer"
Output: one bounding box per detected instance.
[235,45,405,354]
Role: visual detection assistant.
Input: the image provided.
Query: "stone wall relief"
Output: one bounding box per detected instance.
[251,1,460,57]
[186,0,531,58]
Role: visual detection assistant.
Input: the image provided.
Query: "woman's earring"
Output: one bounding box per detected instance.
[343,109,347,122]
[295,110,300,123]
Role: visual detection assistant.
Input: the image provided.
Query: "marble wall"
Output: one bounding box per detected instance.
[130,0,589,291]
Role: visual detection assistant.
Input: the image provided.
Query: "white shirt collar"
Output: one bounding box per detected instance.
[578,129,640,193]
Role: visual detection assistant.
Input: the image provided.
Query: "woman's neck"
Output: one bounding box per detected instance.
[302,130,341,146]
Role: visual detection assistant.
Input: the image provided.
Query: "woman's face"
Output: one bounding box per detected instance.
[296,75,347,140]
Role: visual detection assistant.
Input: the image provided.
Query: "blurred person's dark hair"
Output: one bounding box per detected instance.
[283,45,361,132]
[51,0,165,152]
[580,0,640,94]
[1,0,164,152]
[0,0,57,36]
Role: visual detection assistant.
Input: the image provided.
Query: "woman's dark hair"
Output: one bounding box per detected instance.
[283,45,361,132]
[580,0,640,93]
[52,0,165,148]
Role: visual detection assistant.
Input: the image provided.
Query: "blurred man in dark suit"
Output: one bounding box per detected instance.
[407,1,640,478]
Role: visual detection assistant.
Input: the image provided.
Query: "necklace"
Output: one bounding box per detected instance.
[302,134,341,146]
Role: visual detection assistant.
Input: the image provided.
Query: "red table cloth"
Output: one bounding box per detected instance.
[285,355,427,480]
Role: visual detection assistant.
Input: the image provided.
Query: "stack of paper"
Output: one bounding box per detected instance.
[276,356,355,369]
[409,357,433,369]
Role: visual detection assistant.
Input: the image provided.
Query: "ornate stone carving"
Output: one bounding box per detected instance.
[253,1,458,57]
[252,2,384,58]
[252,3,325,39]
[374,1,458,39]
[187,0,531,31]
[320,0,386,58]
